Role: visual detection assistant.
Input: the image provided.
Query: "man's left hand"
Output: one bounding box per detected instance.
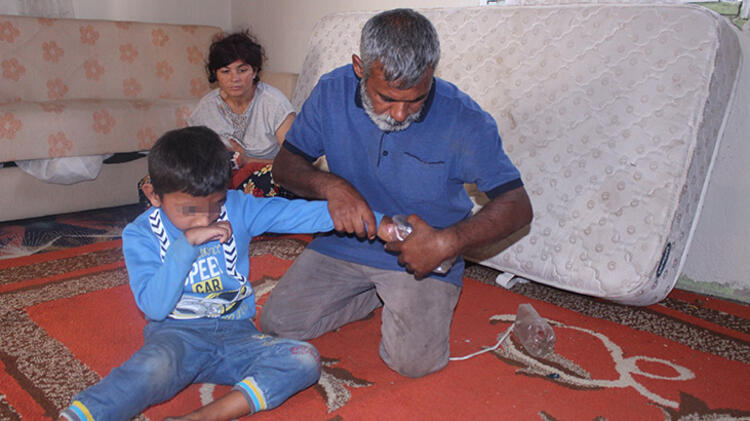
[384,214,457,279]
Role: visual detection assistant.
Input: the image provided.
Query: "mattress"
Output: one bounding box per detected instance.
[292,4,741,305]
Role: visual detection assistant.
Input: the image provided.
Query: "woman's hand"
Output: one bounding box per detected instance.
[227,138,252,167]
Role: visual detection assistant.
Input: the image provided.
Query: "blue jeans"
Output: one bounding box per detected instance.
[62,318,320,421]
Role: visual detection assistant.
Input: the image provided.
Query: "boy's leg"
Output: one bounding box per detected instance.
[229,334,320,412]
[60,320,214,421]
[371,270,461,378]
[260,249,382,340]
[177,320,320,419]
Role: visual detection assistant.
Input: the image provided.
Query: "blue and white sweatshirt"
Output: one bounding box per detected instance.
[122,190,358,322]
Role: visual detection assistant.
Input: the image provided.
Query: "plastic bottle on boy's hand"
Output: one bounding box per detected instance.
[513,303,556,357]
[378,214,455,274]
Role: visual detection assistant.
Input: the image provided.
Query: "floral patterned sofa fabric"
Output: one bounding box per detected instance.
[0,15,222,221]
[293,4,741,305]
[1,98,194,161]
[0,15,220,163]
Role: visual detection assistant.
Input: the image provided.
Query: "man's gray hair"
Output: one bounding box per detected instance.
[360,8,440,88]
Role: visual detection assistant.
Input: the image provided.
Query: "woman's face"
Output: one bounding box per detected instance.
[216,59,257,99]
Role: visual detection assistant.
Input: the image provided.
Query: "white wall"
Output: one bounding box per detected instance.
[680,28,750,302]
[230,0,478,74]
[71,0,232,29]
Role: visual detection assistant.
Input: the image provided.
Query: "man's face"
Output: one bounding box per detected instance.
[355,58,432,132]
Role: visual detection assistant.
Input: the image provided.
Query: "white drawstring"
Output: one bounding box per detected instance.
[449,324,514,361]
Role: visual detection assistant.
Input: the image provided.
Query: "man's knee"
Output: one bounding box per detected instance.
[258,305,283,336]
[383,353,448,378]
[259,303,310,340]
[379,342,449,378]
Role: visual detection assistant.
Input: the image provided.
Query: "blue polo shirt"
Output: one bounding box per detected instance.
[285,64,522,285]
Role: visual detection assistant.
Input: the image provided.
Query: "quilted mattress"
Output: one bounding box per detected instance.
[292,4,741,305]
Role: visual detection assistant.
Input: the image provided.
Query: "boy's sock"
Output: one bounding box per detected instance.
[59,400,94,421]
[233,376,267,413]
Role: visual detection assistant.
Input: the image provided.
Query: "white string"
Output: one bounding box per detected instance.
[449,324,514,361]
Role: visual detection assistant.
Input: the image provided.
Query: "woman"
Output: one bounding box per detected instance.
[139,30,295,205]
[190,30,296,196]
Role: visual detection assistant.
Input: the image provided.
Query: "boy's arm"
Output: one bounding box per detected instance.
[122,224,199,321]
[237,193,383,237]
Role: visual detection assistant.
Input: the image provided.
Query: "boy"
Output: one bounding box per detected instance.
[59,126,387,421]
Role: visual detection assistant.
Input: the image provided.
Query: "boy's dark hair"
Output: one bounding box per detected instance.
[148,126,231,197]
[206,30,265,84]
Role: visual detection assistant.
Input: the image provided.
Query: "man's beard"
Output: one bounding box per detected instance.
[360,78,423,132]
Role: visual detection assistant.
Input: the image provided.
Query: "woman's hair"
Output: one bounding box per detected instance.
[360,8,440,89]
[206,30,265,84]
[148,126,232,197]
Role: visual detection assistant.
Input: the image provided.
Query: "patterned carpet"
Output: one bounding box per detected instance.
[0,206,749,420]
[0,204,143,259]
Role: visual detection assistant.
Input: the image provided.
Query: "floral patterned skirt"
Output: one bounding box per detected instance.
[231,162,295,198]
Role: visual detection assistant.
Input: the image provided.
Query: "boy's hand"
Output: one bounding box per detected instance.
[184,221,233,245]
[376,215,397,242]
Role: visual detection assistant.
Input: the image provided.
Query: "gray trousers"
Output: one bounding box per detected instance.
[260,249,461,378]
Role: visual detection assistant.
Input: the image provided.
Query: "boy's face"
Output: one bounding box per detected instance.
[145,186,227,232]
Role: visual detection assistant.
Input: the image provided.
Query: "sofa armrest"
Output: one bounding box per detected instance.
[260,72,299,102]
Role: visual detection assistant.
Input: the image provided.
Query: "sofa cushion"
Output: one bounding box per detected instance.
[0,15,221,162]
[0,98,197,161]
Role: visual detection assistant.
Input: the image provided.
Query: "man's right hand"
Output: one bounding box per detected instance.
[325,178,377,240]
[273,146,376,239]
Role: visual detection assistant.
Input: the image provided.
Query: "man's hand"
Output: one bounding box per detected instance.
[384,214,458,279]
[326,178,377,240]
[184,221,233,246]
[273,146,375,239]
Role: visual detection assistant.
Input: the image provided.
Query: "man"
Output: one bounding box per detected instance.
[260,8,532,378]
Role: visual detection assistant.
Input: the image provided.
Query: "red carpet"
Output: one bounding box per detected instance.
[1,236,749,420]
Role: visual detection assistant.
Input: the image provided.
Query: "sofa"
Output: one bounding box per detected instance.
[289,2,743,304]
[0,14,297,222]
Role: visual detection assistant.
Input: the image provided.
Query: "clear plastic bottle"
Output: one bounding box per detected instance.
[389,214,456,274]
[513,303,556,357]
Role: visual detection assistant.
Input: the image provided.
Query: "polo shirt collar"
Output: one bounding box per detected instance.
[354,76,436,124]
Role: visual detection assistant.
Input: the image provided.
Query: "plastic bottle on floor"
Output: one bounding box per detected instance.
[388,214,455,274]
[513,303,556,357]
